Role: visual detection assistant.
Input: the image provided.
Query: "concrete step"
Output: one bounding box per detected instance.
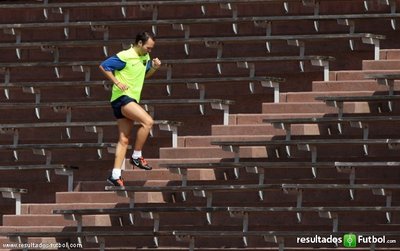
[117,168,215,182]
[330,70,400,80]
[229,113,325,125]
[117,164,176,176]
[76,170,217,190]
[21,203,120,215]
[75,180,173,191]
[159,146,267,159]
[55,190,277,208]
[363,60,400,71]
[281,91,375,102]
[211,124,320,136]
[178,135,275,147]
[211,124,289,136]
[263,101,397,114]
[329,70,366,81]
[213,120,400,139]
[178,122,396,147]
[381,49,400,60]
[55,191,165,204]
[261,102,343,114]
[312,80,400,92]
[146,158,222,169]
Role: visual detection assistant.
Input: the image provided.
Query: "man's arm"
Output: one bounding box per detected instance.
[99,55,129,91]
[145,58,161,79]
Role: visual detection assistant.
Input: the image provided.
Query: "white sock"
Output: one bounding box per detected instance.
[132,150,142,159]
[112,168,122,179]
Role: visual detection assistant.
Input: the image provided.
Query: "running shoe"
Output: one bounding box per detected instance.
[107,176,124,186]
[130,156,152,170]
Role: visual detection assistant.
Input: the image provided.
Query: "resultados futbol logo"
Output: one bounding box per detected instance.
[343,234,357,248]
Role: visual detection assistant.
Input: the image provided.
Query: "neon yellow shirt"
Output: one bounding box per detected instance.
[111,47,150,102]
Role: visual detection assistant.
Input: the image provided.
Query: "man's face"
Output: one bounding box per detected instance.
[138,38,155,56]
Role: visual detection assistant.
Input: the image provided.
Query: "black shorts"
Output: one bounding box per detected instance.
[110,95,137,119]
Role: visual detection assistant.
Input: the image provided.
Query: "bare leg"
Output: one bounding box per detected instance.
[114,118,133,169]
[121,102,154,151]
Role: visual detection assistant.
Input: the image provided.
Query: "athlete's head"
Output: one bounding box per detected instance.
[134,31,155,56]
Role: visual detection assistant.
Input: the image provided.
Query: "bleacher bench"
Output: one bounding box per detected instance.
[173,230,400,251]
[0,187,27,215]
[106,182,400,223]
[0,35,333,81]
[162,55,330,82]
[0,0,291,17]
[0,99,234,125]
[2,76,285,101]
[162,160,400,193]
[0,164,77,192]
[7,229,398,251]
[211,138,400,176]
[227,206,400,235]
[105,184,282,224]
[335,161,400,189]
[0,0,390,18]
[281,183,400,219]
[0,120,182,148]
[2,230,173,251]
[53,206,229,245]
[365,73,400,96]
[263,116,400,149]
[161,161,335,187]
[53,205,400,241]
[0,13,397,57]
[158,33,385,59]
[315,95,400,117]
[0,33,385,59]
[0,142,123,163]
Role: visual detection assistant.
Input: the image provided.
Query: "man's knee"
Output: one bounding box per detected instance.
[143,117,154,130]
[118,134,130,146]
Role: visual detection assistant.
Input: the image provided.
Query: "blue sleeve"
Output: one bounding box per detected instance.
[100,55,126,71]
[146,60,152,73]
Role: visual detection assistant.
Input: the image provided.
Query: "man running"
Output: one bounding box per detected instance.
[99,31,161,186]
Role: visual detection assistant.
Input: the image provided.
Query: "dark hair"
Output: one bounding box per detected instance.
[135,31,155,45]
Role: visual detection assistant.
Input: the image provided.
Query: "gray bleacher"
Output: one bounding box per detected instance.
[0,164,77,192]
[0,99,234,125]
[0,120,182,148]
[1,76,286,103]
[365,73,400,95]
[0,187,27,215]
[211,138,400,178]
[0,32,385,58]
[172,230,400,251]
[0,142,122,162]
[0,13,396,59]
[315,95,400,117]
[53,204,400,247]
[0,0,392,21]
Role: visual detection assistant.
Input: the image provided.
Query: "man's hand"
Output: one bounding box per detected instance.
[152,58,161,69]
[115,81,129,91]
